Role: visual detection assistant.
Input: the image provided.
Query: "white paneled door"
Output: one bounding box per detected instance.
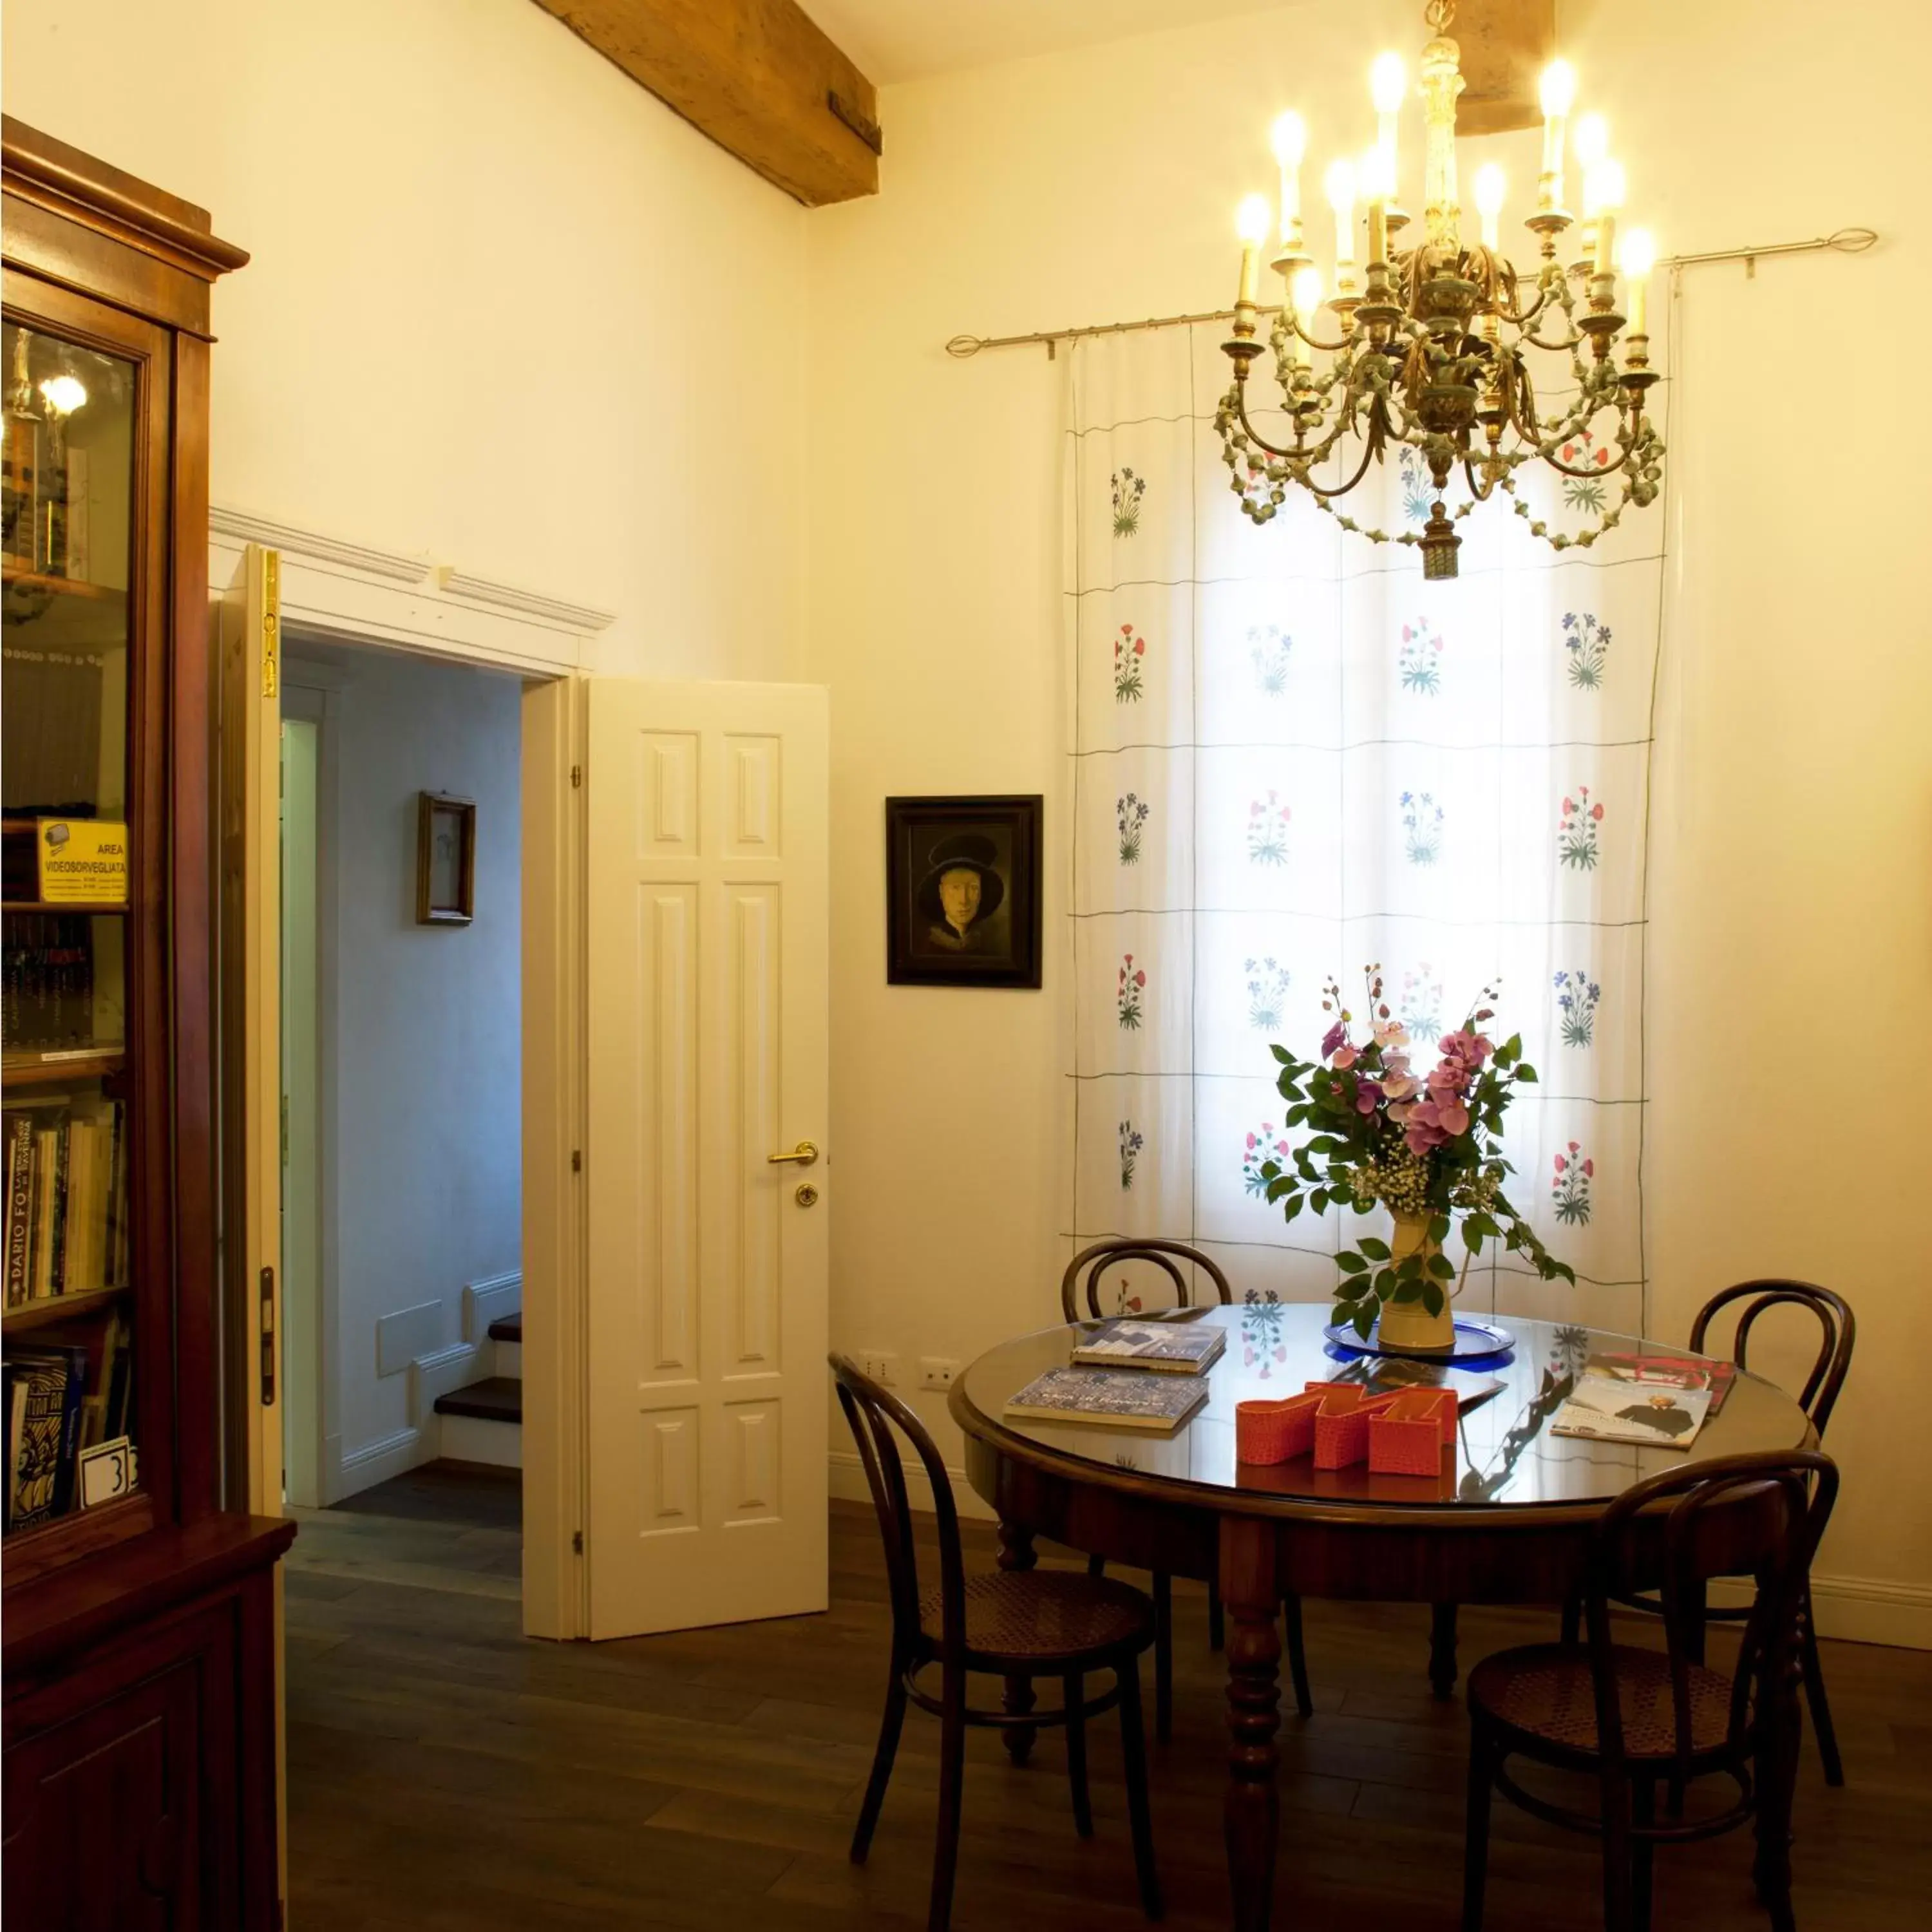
[583,681,829,1638]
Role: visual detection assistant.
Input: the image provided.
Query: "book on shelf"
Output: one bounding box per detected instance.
[3,913,102,1046]
[1006,1365,1210,1434]
[1070,1318,1227,1376]
[1586,1349,1738,1417]
[5,1343,86,1530]
[1550,1369,1713,1450]
[2,1095,128,1305]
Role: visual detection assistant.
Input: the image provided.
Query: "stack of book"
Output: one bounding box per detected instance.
[3,1095,130,1305]
[4,1308,132,1533]
[1007,1318,1225,1433]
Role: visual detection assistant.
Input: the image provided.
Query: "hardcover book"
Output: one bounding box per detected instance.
[1006,1365,1210,1433]
[1551,1370,1712,1450]
[1071,1318,1227,1375]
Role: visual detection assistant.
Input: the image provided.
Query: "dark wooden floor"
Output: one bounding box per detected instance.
[287,1468,1932,1931]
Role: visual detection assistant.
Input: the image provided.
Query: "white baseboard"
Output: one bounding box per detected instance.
[337,1425,426,1498]
[440,1412,522,1468]
[825,1454,1932,1651]
[1711,1572,1932,1651]
[463,1271,521,1344]
[828,1449,992,1522]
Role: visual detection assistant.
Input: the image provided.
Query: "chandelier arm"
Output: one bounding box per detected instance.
[1289,314,1354,355]
[1461,458,1506,502]
[1493,283,1552,329]
[1301,430,1383,502]
[1233,378,1361,471]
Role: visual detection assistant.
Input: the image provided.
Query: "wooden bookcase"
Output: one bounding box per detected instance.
[2,118,294,1928]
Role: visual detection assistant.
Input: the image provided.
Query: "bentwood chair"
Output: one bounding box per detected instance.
[1061,1239,1316,1738]
[1464,1450,1840,1932]
[1561,1281,1855,1786]
[831,1354,1164,1932]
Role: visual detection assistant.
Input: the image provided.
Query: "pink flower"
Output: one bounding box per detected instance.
[1121,623,1133,635]
[1582,1159,1595,1177]
[1553,1154,1567,1173]
[1373,1021,1410,1050]
[1402,624,1412,641]
[1246,1133,1258,1150]
[1590,802,1604,820]
[1320,1021,1349,1059]
[1135,639,1146,655]
[1332,1045,1358,1069]
[1568,1140,1581,1153]
[1251,802,1264,816]
[1562,796,1575,815]
[1355,1081,1384,1115]
[1275,1139,1290,1155]
[1134,971,1146,987]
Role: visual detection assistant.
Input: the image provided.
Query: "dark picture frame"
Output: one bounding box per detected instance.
[415,791,476,925]
[886,794,1043,989]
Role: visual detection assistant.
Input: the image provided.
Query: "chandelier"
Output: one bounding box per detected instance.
[1218,0,1662,578]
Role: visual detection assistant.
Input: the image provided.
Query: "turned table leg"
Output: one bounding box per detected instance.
[1429,1602,1459,1703]
[996,1519,1039,1765]
[1222,1519,1282,1932]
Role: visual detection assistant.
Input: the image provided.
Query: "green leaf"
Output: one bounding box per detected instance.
[1427,1214,1451,1245]
[1358,1236,1391,1261]
[1422,1283,1445,1317]
[1332,1302,1360,1327]
[1392,1278,1423,1303]
[1374,1268,1397,1298]
[1352,1303,1376,1340]
[1514,1064,1538,1083]
[1396,1253,1423,1281]
[1264,1177,1297,1204]
[1282,1194,1304,1223]
[1271,1045,1292,1064]
[1335,1251,1369,1274]
[1427,1252,1455,1279]
[1462,1222,1484,1255]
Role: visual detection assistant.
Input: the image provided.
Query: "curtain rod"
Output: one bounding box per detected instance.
[943,226,1878,360]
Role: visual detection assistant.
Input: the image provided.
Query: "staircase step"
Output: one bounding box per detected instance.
[487,1311,522,1344]
[433,1376,522,1425]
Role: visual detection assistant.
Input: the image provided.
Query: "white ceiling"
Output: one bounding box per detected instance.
[804,0,1307,86]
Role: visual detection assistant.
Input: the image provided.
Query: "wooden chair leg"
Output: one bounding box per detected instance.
[1429,1602,1459,1702]
[1461,1723,1494,1932]
[1631,1776,1656,1932]
[1282,1593,1313,1719]
[1798,1585,1846,1787]
[1065,1670,1094,1838]
[1117,1660,1164,1922]
[850,1665,907,1864]
[1598,1761,1636,1932]
[1152,1571,1173,1744]
[1208,1583,1226,1653]
[1088,1551,1106,1578]
[1560,1592,1582,1647]
[930,1660,968,1932]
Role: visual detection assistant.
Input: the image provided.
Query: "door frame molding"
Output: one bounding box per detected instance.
[210,509,598,1640]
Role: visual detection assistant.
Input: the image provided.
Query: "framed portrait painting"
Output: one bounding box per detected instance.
[415,790,476,925]
[886,795,1043,989]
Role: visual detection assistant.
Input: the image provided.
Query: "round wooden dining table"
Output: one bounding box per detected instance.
[949,1302,1817,1932]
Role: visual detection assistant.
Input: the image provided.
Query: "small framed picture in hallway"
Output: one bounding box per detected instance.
[416,791,476,925]
[885,794,1043,989]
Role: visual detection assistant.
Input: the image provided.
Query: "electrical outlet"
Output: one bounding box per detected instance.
[918,1357,960,1392]
[858,1351,898,1386]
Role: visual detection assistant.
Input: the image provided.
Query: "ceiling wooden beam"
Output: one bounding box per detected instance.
[1453,0,1556,137]
[531,0,879,207]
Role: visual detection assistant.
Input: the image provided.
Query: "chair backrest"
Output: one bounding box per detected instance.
[1689,1279,1855,1436]
[829,1352,966,1666]
[1582,1450,1839,1798]
[1059,1237,1233,1323]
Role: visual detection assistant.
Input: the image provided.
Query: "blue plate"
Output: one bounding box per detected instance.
[1323,1316,1516,1366]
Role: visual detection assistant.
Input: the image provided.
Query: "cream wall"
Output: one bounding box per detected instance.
[806,0,1932,1638]
[1,0,809,682]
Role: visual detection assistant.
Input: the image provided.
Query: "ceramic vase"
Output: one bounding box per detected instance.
[1374,1209,1455,1352]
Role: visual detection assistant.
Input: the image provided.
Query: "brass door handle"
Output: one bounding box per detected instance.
[767,1141,819,1168]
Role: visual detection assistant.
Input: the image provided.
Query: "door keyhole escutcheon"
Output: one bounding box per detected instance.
[795,1182,819,1208]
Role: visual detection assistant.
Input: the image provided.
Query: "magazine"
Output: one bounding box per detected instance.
[1586,1350,1738,1417]
[1071,1318,1227,1375]
[1551,1369,1713,1450]
[1007,1366,1210,1433]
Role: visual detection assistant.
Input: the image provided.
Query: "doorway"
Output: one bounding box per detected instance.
[274,639,528,1596]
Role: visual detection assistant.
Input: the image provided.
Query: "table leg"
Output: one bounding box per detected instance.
[1429,1602,1459,1703]
[1752,1636,1803,1932]
[1222,1518,1282,1932]
[996,1519,1039,1765]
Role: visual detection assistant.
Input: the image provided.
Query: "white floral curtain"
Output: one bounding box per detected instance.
[1063,323,1666,1340]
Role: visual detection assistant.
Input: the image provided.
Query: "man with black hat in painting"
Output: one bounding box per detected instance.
[916,831,1006,956]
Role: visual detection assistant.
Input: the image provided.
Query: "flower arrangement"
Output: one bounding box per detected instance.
[1253,969,1575,1340]
[1113,624,1147,702]
[1244,956,1292,1030]
[1112,467,1146,537]
[1553,968,1602,1048]
[1551,1142,1594,1224]
[1117,791,1150,865]
[1117,954,1146,1030]
[1561,611,1611,690]
[1119,1119,1144,1191]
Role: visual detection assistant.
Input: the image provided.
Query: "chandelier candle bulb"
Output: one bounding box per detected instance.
[1271,110,1308,250]
[1473,163,1505,252]
[1235,193,1273,311]
[1619,226,1656,342]
[1289,264,1321,368]
[1370,52,1406,197]
[1537,59,1577,209]
[1326,157,1358,290]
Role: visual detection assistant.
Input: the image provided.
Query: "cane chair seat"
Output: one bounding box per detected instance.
[920,1570,1155,1667]
[1470,1643,1736,1763]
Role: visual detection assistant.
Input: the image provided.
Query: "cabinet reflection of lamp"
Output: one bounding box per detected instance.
[3,328,43,571]
[37,363,88,581]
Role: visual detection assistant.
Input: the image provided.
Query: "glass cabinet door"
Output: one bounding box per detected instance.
[3,310,141,1538]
